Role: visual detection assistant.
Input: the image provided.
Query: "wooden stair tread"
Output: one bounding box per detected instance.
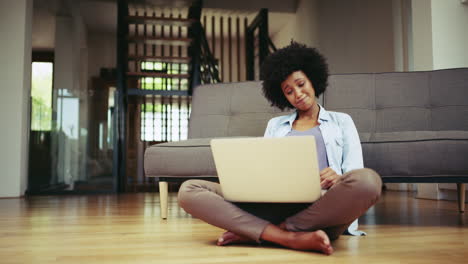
[127,72,189,78]
[127,55,190,63]
[127,88,189,96]
[127,15,196,26]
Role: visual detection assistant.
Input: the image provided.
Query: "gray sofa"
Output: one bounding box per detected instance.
[144,68,468,219]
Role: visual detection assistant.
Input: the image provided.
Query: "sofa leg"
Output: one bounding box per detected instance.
[159,181,169,219]
[457,183,465,213]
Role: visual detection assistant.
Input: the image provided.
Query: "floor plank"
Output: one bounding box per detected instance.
[0,191,467,264]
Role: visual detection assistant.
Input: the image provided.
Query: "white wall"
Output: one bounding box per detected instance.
[270,0,319,49]
[410,0,433,71]
[431,0,468,69]
[272,0,396,75]
[271,0,395,74]
[409,0,468,71]
[292,0,319,47]
[0,0,33,197]
[270,12,300,48]
[32,5,55,49]
[317,0,395,74]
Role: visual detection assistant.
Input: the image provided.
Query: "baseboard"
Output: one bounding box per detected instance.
[0,195,23,199]
[385,183,416,191]
[415,183,468,202]
[439,188,468,203]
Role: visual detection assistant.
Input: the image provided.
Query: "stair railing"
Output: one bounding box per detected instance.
[245,8,277,80]
[187,0,220,93]
[194,22,221,84]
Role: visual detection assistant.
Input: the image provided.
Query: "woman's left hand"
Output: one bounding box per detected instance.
[320,167,340,189]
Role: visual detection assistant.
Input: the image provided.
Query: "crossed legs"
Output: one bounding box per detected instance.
[178,168,382,254]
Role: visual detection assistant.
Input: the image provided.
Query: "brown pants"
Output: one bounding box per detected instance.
[178,168,382,242]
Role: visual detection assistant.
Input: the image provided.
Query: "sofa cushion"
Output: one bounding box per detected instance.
[144,138,217,178]
[362,131,468,177]
[325,69,468,133]
[188,82,289,138]
[431,68,468,131]
[325,74,376,133]
[145,131,468,179]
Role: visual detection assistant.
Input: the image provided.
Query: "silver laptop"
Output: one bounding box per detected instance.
[210,136,322,203]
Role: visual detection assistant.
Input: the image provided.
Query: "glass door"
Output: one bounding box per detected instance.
[28,59,118,194]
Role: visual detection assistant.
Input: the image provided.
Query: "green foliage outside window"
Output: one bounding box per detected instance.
[31,62,53,131]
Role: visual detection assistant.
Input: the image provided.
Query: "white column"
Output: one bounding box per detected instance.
[52,15,75,187]
[392,0,411,72]
[0,0,33,197]
[409,0,434,71]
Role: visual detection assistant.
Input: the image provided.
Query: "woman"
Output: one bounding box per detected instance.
[178,42,382,255]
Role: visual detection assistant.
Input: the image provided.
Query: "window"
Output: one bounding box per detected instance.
[139,61,191,142]
[140,96,190,142]
[140,77,188,90]
[31,62,53,131]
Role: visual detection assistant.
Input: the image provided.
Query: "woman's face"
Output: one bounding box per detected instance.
[281,71,317,112]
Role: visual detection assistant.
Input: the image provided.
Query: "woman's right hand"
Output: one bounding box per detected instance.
[320,167,340,189]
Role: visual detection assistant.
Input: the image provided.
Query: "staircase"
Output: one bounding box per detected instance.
[114,0,220,191]
[125,14,192,92]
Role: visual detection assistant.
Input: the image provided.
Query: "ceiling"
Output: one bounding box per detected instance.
[80,0,117,34]
[34,0,298,34]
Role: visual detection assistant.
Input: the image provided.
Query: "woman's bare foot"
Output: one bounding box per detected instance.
[278,222,287,230]
[261,224,333,255]
[217,228,333,255]
[286,230,333,255]
[217,231,256,246]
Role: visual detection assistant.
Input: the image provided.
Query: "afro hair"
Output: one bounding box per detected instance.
[260,41,329,110]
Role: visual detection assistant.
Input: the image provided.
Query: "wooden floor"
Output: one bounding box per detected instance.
[1,190,467,264]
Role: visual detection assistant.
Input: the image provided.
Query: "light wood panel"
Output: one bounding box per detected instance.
[0,191,467,264]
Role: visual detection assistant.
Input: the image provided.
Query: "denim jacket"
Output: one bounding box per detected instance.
[263,104,365,235]
[264,104,363,174]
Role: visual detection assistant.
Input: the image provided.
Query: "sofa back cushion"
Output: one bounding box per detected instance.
[430,68,468,131]
[324,68,468,133]
[188,81,290,138]
[188,68,468,138]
